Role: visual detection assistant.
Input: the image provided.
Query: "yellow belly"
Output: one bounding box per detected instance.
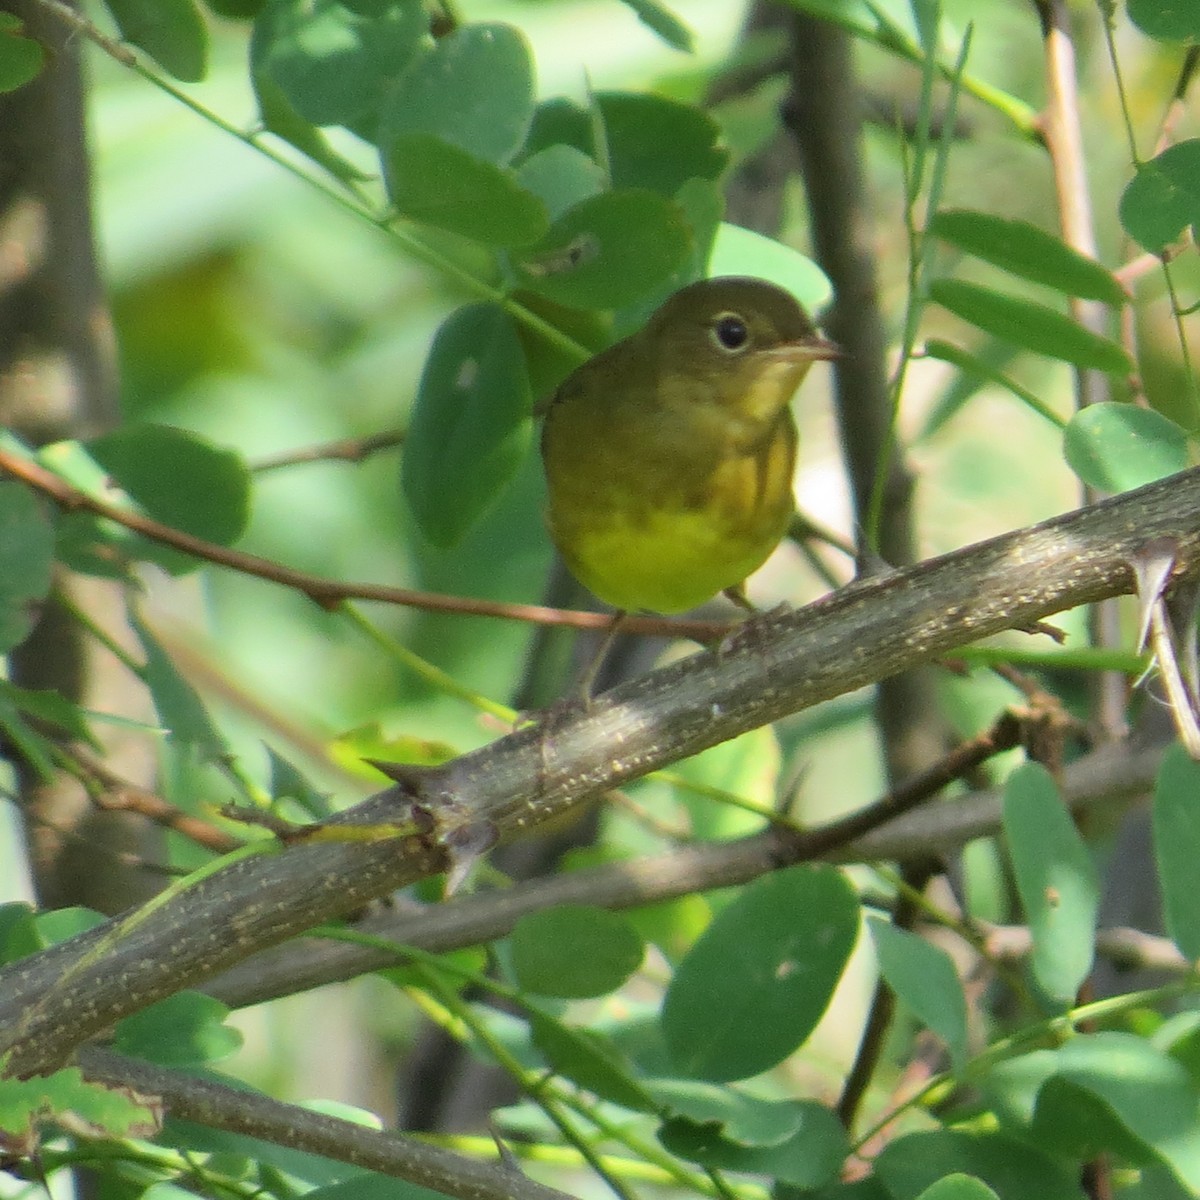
[544,418,797,613]
[558,505,790,613]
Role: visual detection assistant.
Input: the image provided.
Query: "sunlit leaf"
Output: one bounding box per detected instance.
[1002,762,1099,1006]
[929,209,1126,304]
[1063,402,1192,493]
[930,279,1131,372]
[662,866,858,1081]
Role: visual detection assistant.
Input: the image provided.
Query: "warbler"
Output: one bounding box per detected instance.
[539,276,838,615]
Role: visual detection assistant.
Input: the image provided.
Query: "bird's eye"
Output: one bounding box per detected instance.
[710,312,750,353]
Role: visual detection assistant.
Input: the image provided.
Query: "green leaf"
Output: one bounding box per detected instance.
[1002,762,1099,1006]
[597,92,726,195]
[0,903,39,967]
[0,482,54,653]
[251,0,427,129]
[0,1064,161,1155]
[528,1012,657,1112]
[1120,140,1200,254]
[513,189,692,309]
[267,746,332,819]
[113,991,243,1067]
[250,52,369,183]
[0,14,45,91]
[0,679,99,747]
[875,1129,1084,1200]
[86,423,251,569]
[914,1176,1000,1200]
[516,144,606,222]
[617,0,694,51]
[129,606,228,760]
[1031,1033,1200,1190]
[657,1102,846,1188]
[382,134,548,246]
[929,209,1126,305]
[379,22,534,165]
[1153,744,1200,960]
[708,223,834,315]
[102,0,208,81]
[401,303,532,548]
[1062,402,1192,493]
[645,1077,811,1144]
[868,918,968,1069]
[661,865,859,1081]
[930,279,1132,373]
[1128,0,1200,42]
[34,906,106,946]
[511,905,644,998]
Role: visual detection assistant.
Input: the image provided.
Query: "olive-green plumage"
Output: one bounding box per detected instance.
[539,277,838,614]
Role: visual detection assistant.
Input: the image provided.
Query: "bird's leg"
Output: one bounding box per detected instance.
[722,584,756,612]
[718,584,793,656]
[574,609,629,702]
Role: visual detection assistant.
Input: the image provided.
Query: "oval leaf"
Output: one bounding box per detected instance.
[383,134,548,246]
[87,424,251,552]
[930,279,1132,373]
[1128,0,1200,42]
[658,1103,846,1189]
[617,0,694,51]
[869,918,968,1070]
[0,482,54,654]
[877,1130,1083,1200]
[661,865,859,1082]
[1063,402,1191,493]
[528,1012,656,1111]
[511,905,643,998]
[929,209,1125,305]
[251,0,427,128]
[401,303,533,548]
[1002,762,1099,1006]
[379,22,534,166]
[1033,1033,1200,1191]
[708,223,833,314]
[1153,744,1200,961]
[513,189,692,309]
[113,991,242,1067]
[915,1177,1000,1200]
[597,91,726,195]
[102,0,208,81]
[1120,140,1200,254]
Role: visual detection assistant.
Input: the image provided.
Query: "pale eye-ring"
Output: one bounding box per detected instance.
[710,312,750,353]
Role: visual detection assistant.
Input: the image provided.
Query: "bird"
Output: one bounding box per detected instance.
[539,275,839,622]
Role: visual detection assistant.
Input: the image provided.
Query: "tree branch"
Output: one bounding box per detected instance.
[3,466,1199,1075]
[77,1046,577,1200]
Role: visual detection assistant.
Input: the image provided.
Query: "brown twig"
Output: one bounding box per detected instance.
[0,446,730,641]
[250,428,407,473]
[63,745,240,853]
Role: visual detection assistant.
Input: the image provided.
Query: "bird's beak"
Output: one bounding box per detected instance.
[792,336,842,362]
[763,336,842,364]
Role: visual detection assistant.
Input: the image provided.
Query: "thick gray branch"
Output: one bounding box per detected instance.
[3,466,1200,1075]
